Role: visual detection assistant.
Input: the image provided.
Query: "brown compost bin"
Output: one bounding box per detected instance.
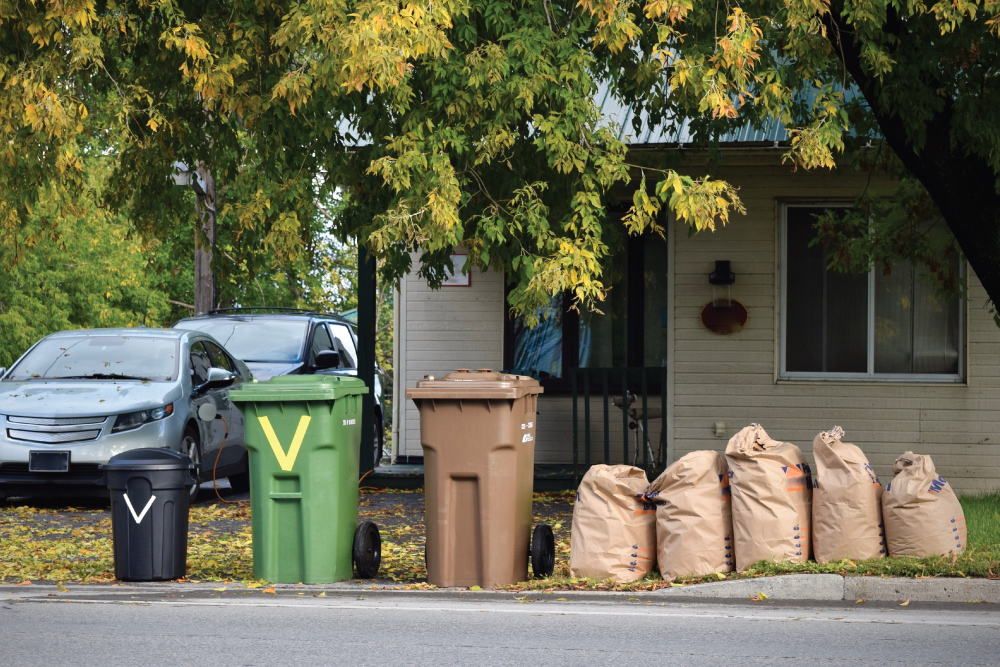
[406,369,546,587]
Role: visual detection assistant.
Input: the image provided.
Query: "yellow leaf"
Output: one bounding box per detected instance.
[470,585,482,591]
[213,587,226,592]
[146,118,159,132]
[245,582,262,589]
[758,592,768,600]
[900,599,910,606]
[313,591,326,597]
[263,588,276,595]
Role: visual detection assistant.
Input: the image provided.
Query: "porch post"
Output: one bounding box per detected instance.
[357,242,377,474]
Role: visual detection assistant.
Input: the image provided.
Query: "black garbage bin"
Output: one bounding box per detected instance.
[101,448,197,581]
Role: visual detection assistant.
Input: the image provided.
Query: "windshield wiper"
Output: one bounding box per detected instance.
[59,374,154,381]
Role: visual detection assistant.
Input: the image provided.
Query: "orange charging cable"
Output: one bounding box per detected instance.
[211,415,248,504]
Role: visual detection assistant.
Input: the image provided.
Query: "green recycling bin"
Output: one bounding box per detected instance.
[228,375,380,583]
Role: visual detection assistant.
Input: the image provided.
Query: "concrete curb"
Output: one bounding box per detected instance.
[649,574,1000,603]
[2,575,999,604]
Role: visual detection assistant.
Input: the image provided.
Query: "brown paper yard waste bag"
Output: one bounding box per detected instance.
[644,450,734,580]
[812,427,886,562]
[883,452,967,557]
[726,424,812,571]
[570,465,656,583]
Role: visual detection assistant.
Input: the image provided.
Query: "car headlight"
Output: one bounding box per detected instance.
[112,404,174,433]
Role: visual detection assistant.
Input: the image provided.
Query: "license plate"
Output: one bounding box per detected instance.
[29,451,70,472]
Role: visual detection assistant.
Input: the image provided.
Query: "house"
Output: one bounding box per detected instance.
[390,115,1000,495]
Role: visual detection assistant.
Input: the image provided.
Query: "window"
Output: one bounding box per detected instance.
[203,341,235,373]
[780,204,963,381]
[506,221,669,391]
[189,341,212,386]
[329,324,358,369]
[310,323,335,364]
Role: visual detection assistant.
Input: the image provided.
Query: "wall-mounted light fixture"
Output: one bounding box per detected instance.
[708,260,736,309]
[701,260,747,335]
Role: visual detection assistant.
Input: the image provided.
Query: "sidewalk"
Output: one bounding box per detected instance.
[2,575,999,604]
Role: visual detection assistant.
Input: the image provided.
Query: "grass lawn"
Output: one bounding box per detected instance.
[0,491,997,588]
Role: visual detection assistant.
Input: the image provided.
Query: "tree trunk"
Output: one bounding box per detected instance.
[824,11,1000,311]
[194,163,217,315]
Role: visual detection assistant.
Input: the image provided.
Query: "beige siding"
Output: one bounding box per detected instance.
[396,151,1000,493]
[670,152,1000,495]
[394,253,505,457]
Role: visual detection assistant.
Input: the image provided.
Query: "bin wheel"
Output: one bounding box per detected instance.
[353,521,382,579]
[181,426,202,503]
[530,524,555,578]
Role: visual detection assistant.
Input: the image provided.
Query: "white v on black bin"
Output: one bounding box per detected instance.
[101,448,197,581]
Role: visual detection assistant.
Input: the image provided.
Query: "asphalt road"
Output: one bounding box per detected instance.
[2,592,997,666]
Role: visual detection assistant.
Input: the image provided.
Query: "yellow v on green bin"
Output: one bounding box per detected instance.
[229,375,380,584]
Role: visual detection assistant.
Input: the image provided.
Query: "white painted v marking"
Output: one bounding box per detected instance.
[123,493,157,524]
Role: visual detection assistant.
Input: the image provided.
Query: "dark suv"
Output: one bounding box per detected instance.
[173,308,385,469]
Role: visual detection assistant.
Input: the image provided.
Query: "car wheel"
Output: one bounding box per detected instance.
[228,469,251,494]
[182,425,202,504]
[372,417,384,469]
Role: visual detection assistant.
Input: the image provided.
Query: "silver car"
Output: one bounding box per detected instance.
[0,328,251,501]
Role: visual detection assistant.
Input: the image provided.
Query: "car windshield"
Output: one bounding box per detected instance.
[6,335,179,382]
[175,319,308,363]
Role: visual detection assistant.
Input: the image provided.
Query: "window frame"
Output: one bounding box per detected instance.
[779,202,965,383]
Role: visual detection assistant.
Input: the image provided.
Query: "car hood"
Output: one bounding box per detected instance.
[0,381,183,419]
[244,361,304,381]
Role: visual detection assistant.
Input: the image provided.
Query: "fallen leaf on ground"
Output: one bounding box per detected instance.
[263,588,276,595]
[900,599,910,606]
[17,581,33,586]
[759,592,769,600]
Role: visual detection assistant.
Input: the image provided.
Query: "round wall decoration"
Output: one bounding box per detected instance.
[700,300,749,335]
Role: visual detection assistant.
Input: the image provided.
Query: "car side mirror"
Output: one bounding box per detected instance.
[194,367,237,394]
[314,350,340,370]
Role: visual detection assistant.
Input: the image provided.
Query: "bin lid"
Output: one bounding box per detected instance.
[405,369,543,400]
[228,374,369,403]
[100,447,195,471]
